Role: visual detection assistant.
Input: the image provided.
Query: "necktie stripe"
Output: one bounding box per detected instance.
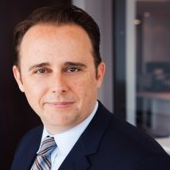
[42,156,51,167]
[39,145,55,155]
[35,160,43,170]
[31,136,57,170]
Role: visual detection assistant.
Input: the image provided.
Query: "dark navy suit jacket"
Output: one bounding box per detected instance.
[11,102,170,170]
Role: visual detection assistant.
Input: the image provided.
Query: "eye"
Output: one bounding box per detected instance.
[34,68,49,74]
[66,67,80,73]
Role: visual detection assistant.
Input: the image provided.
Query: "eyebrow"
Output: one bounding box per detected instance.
[28,62,50,71]
[64,62,87,68]
[28,61,87,71]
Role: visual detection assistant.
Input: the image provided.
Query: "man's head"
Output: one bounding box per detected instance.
[14,5,101,70]
[13,5,105,134]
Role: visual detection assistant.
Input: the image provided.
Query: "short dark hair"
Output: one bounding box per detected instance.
[13,4,102,69]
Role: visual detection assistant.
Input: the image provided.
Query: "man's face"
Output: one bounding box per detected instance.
[13,24,105,134]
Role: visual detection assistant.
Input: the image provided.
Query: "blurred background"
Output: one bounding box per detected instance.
[0,0,169,169]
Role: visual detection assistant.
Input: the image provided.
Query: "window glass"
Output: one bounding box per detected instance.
[135,0,170,138]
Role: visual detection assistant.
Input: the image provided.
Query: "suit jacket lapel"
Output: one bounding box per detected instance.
[17,126,43,170]
[59,142,91,170]
[59,102,112,170]
[23,138,41,170]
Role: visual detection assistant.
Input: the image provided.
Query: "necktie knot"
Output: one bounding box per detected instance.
[38,136,57,156]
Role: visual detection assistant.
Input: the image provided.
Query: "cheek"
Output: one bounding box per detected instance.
[23,82,46,104]
[72,80,97,99]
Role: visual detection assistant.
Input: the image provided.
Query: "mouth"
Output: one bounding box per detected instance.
[45,101,74,108]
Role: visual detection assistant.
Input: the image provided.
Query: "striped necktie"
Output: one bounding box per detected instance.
[31,136,57,170]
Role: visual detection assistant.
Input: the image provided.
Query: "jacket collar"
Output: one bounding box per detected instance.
[59,101,112,170]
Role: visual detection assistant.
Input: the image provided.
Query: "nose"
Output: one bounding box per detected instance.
[49,72,68,94]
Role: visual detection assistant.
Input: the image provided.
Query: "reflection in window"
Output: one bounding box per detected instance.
[135,0,170,137]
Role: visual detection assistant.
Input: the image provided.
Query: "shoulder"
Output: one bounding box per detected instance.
[11,125,43,170]
[19,125,43,144]
[96,102,170,168]
[106,115,162,153]
[22,125,43,140]
[14,125,43,153]
[103,111,165,154]
[98,101,165,154]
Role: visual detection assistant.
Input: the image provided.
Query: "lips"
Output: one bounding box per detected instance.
[45,101,74,108]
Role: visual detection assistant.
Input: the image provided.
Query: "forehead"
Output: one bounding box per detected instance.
[19,24,94,66]
[21,23,92,47]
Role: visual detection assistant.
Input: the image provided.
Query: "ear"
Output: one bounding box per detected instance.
[12,65,25,92]
[96,62,106,88]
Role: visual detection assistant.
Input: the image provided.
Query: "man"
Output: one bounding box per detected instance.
[11,4,169,170]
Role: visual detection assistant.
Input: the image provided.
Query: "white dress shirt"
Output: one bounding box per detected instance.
[34,101,98,170]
